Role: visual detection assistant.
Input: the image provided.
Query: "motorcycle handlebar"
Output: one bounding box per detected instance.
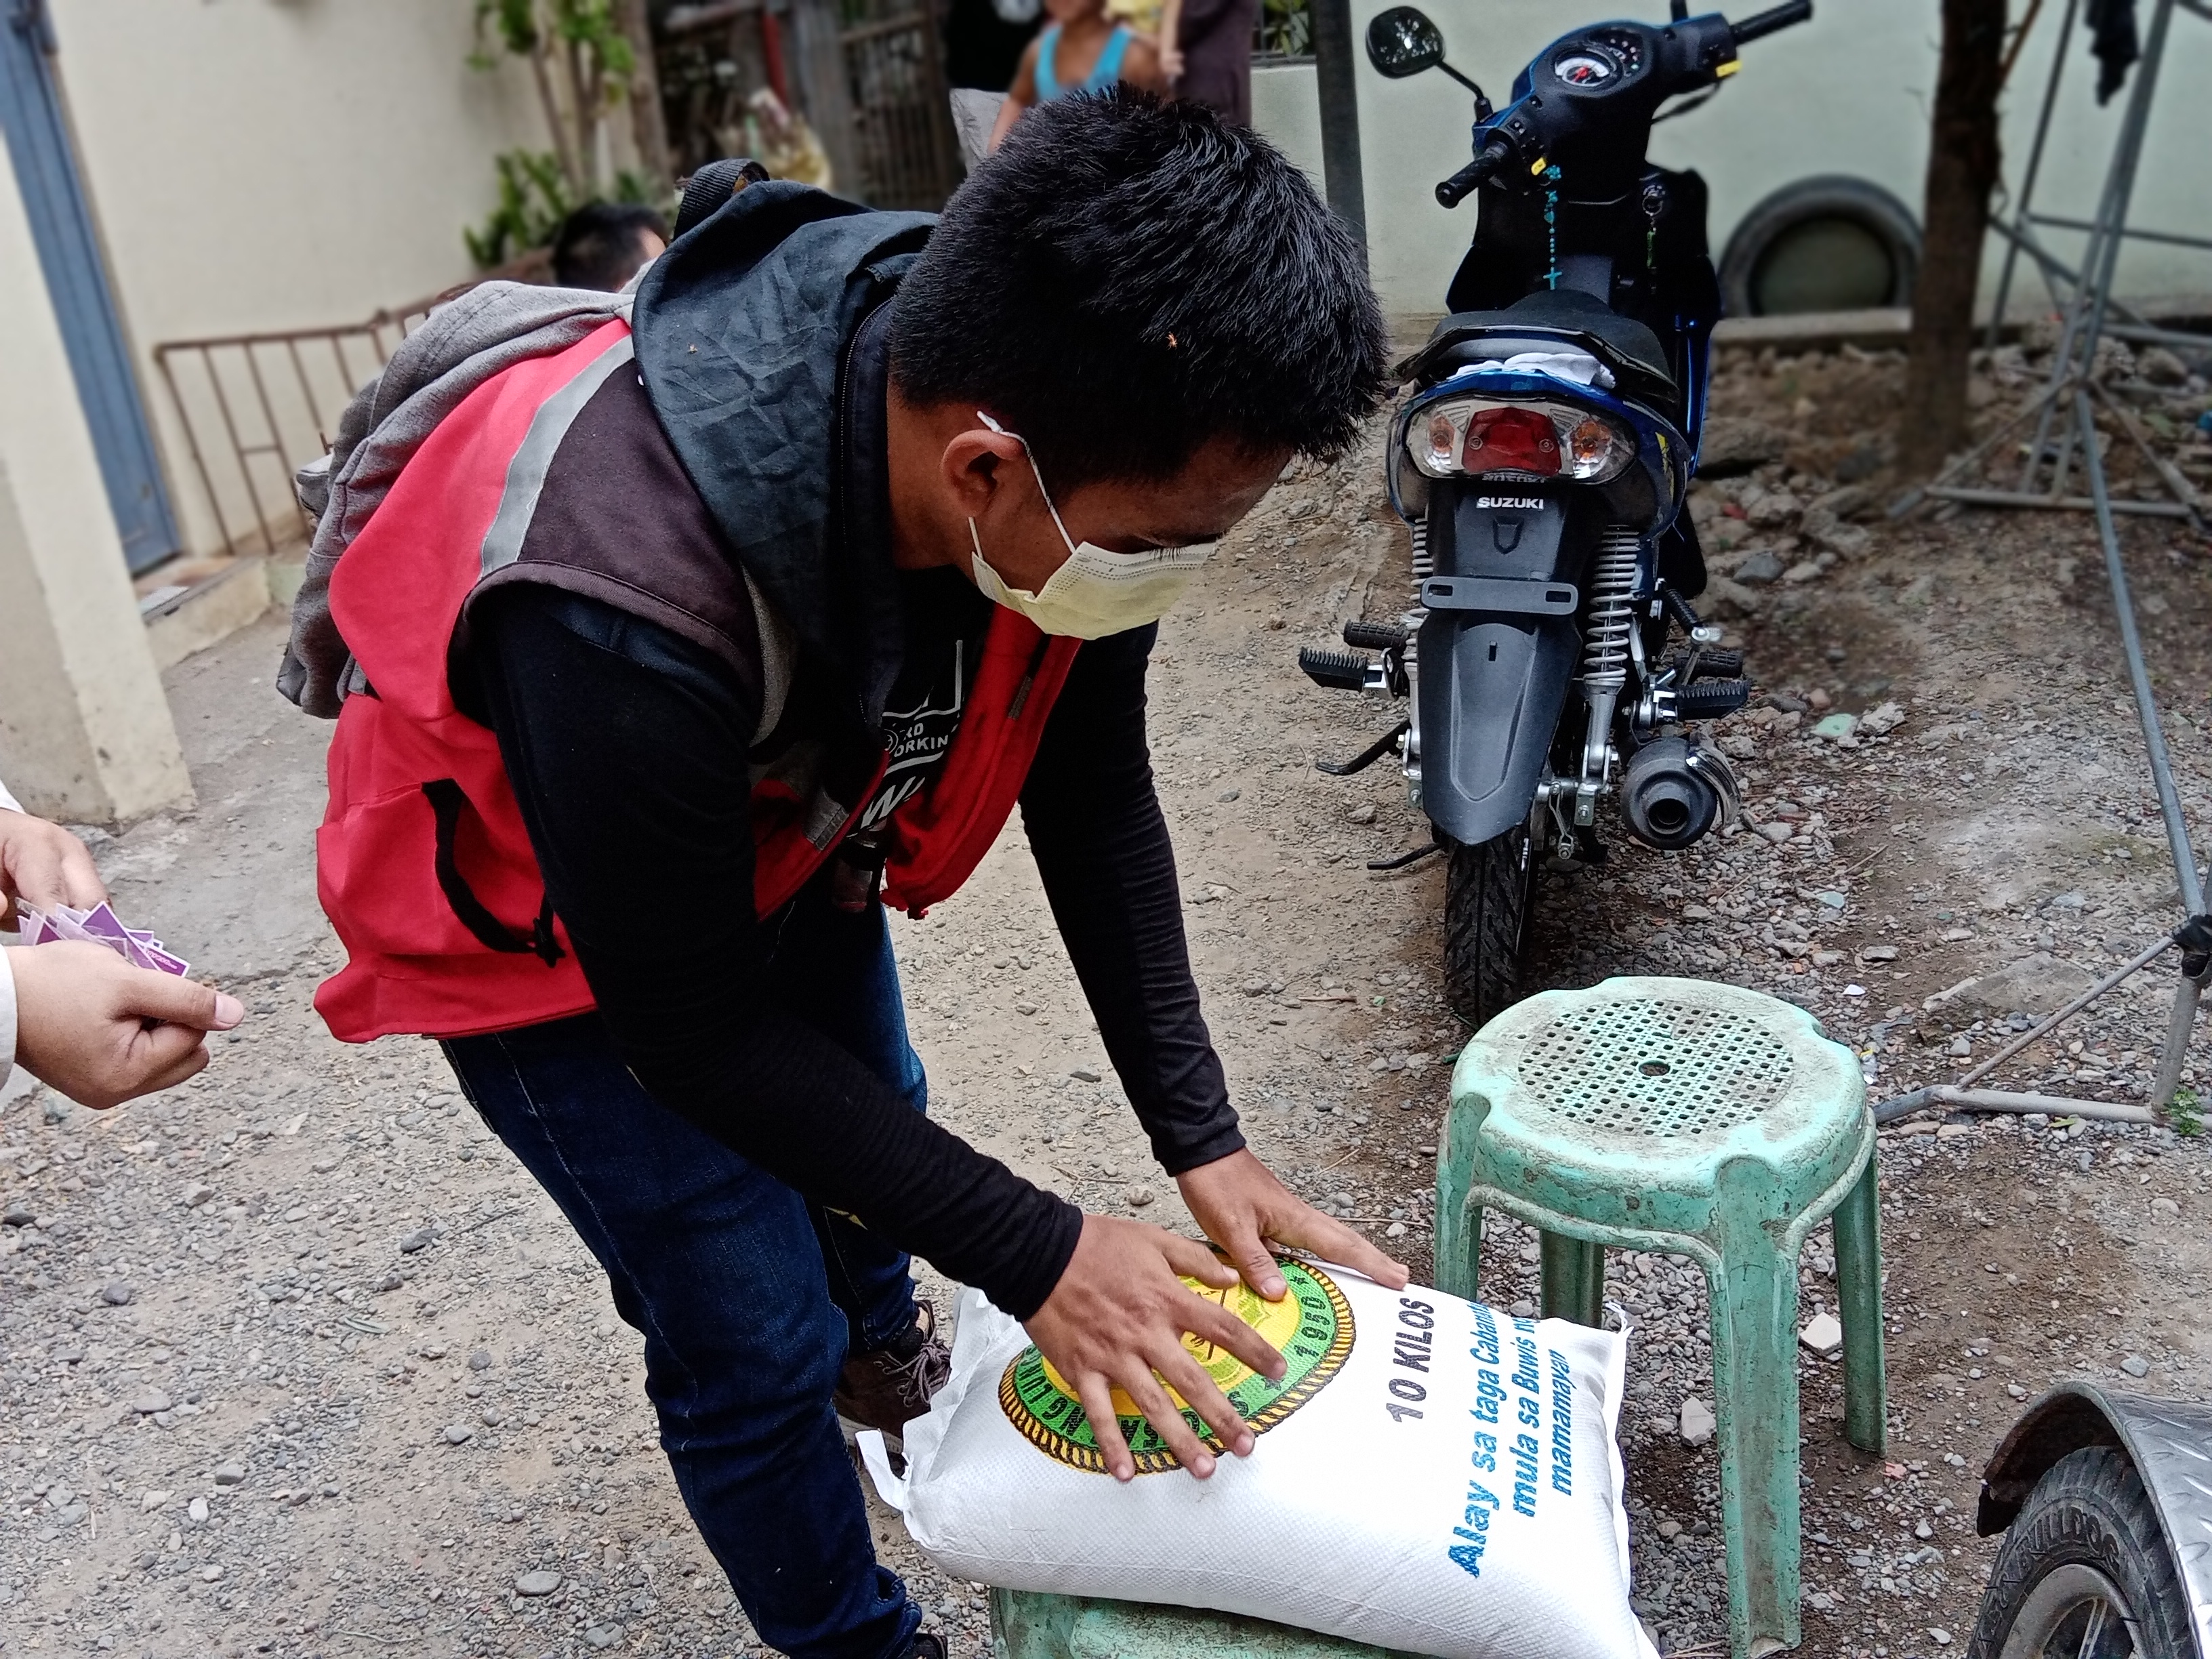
[1726,0,1811,46]
[1436,139,1514,208]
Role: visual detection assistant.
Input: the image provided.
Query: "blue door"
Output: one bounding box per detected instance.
[1,0,178,573]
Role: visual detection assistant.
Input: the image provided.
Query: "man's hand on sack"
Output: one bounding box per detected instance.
[9,942,244,1109]
[0,807,107,931]
[1177,1147,1410,1300]
[1023,1214,1286,1483]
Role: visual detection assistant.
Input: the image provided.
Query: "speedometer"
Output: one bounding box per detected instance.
[1553,51,1616,86]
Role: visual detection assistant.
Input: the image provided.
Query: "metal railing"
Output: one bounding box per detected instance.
[842,0,962,209]
[151,303,436,558]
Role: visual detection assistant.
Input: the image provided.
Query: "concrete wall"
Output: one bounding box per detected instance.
[0,119,189,824]
[45,0,550,558]
[1250,0,2212,323]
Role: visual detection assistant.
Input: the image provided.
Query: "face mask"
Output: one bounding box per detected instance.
[967,414,1215,640]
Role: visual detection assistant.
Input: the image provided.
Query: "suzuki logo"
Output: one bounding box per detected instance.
[1475,495,1547,510]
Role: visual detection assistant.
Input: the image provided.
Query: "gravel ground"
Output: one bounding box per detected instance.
[4,335,2211,1659]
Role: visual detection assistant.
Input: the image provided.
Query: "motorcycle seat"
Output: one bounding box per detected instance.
[1404,290,1676,405]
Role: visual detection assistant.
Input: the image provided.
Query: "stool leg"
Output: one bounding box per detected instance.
[1831,1157,1888,1456]
[1434,1190,1482,1302]
[1434,1120,1483,1301]
[1539,1232,1604,1328]
[1705,1237,1802,1658]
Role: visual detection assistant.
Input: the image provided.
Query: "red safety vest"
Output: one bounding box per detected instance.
[313,319,1078,1042]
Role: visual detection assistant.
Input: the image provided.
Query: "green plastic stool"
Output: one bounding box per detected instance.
[990,1589,1431,1659]
[1435,976,1885,1659]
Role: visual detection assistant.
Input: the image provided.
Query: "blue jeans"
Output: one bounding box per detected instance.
[441,879,928,1659]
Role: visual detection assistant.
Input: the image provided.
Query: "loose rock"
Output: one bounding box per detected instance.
[1798,1313,1844,1357]
[1680,1397,1717,1446]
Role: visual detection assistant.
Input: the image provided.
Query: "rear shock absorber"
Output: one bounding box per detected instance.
[1568,527,1641,828]
[1402,515,1431,799]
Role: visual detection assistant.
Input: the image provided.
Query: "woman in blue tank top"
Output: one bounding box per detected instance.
[987,0,1164,150]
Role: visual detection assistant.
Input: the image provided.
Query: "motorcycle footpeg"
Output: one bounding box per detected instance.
[1343,619,1412,652]
[1674,677,1753,718]
[1299,646,1372,691]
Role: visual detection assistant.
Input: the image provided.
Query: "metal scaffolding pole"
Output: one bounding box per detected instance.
[1985,0,2081,346]
[1882,0,2212,1118]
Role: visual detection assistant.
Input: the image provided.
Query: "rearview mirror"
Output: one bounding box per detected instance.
[1366,6,1446,77]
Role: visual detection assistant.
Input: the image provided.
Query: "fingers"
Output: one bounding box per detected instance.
[1075,1372,1136,1483]
[1119,1364,1217,1479]
[1212,1216,1288,1300]
[4,840,66,913]
[1158,1278,1282,1385]
[1158,1231,1239,1290]
[53,834,107,909]
[0,813,107,912]
[1274,1208,1412,1291]
[1153,1345,1254,1460]
[142,1044,212,1097]
[110,972,243,1033]
[79,1036,211,1110]
[130,1019,216,1078]
[1151,1232,1285,1378]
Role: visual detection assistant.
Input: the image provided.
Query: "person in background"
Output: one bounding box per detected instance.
[552,202,672,292]
[746,89,836,191]
[0,779,243,1109]
[987,0,1166,150]
[1169,0,1256,125]
[1107,0,1184,81]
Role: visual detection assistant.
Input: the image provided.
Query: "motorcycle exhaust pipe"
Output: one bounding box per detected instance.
[1620,737,1734,850]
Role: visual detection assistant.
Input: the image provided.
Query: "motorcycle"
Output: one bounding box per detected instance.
[1300,0,1812,1026]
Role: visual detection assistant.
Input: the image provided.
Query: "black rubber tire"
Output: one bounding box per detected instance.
[1443,824,1533,1029]
[1718,175,1921,317]
[1966,1446,2194,1659]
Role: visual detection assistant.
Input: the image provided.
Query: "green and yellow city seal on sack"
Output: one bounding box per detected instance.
[998,1257,1355,1475]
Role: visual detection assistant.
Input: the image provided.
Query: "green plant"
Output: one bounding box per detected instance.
[464,150,575,269]
[1254,0,1310,60]
[468,0,670,264]
[2167,1085,2202,1139]
[465,151,663,268]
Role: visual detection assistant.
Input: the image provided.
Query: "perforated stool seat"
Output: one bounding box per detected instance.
[1435,977,1885,1659]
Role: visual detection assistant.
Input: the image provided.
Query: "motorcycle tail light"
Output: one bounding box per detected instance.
[1463,407,1560,475]
[1563,415,1633,479]
[1407,396,1637,483]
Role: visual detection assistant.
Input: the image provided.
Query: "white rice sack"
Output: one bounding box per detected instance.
[862,1261,1653,1659]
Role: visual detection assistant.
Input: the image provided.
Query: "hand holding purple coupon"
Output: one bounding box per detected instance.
[16,901,191,978]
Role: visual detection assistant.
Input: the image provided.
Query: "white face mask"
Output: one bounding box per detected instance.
[967,414,1215,640]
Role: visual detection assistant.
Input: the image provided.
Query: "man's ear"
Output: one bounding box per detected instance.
[939,426,1029,520]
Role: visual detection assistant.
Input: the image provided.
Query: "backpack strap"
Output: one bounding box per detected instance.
[741,567,798,747]
[420,779,565,967]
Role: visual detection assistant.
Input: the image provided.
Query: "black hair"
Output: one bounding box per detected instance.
[890,89,1387,491]
[552,201,672,291]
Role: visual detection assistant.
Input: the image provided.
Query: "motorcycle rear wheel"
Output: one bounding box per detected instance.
[1443,824,1534,1029]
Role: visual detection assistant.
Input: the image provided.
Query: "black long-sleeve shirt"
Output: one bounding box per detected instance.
[462,580,1242,1319]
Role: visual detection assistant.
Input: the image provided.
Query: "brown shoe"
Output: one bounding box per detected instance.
[835,1300,951,1448]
